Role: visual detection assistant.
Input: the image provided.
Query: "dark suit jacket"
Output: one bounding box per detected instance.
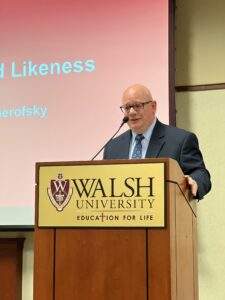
[103,120,211,200]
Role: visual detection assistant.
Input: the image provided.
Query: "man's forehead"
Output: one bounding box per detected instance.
[122,98,144,105]
[122,92,150,104]
[122,85,152,103]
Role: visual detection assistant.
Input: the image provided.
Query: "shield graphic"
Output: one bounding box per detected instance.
[47,174,73,211]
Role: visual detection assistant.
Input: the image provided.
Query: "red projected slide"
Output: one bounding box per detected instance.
[0,0,170,226]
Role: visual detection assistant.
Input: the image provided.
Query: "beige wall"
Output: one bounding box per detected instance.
[176,0,225,299]
[21,232,34,300]
[176,0,225,85]
[176,91,225,300]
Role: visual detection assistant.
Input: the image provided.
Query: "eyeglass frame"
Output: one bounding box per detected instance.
[120,100,152,113]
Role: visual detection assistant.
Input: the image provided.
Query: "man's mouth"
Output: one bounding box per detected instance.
[130,118,140,122]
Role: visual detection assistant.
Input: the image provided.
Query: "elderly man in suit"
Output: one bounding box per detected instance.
[103,84,211,199]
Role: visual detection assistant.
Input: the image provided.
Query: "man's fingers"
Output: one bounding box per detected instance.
[185,175,198,197]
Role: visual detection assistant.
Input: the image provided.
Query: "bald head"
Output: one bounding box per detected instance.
[122,84,153,103]
[121,84,156,133]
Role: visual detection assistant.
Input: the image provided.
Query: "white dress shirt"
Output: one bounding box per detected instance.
[129,118,157,159]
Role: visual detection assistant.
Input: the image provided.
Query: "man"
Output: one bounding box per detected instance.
[103,84,211,200]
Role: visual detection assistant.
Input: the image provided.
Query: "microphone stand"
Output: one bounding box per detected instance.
[90,116,128,160]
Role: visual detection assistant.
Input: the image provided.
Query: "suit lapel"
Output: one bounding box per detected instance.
[117,130,131,159]
[145,120,165,158]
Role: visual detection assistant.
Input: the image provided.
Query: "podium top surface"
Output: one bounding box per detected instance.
[36,157,180,179]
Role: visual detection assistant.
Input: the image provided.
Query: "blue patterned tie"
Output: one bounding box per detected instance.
[131,134,144,159]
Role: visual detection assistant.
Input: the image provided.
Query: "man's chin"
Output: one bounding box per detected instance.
[129,121,140,129]
[129,125,143,134]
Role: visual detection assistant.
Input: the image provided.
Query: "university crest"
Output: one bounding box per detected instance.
[47,173,73,211]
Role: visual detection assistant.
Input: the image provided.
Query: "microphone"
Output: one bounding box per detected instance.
[90,116,129,160]
[121,116,129,124]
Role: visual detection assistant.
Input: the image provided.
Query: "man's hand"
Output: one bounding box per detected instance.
[185,175,198,197]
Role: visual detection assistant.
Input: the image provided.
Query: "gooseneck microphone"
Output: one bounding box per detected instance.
[90,116,129,160]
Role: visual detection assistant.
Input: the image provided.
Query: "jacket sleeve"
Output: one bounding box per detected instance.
[179,132,211,200]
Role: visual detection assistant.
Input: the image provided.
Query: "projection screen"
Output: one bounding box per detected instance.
[0,0,172,227]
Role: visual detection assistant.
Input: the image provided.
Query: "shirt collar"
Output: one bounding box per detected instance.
[131,117,157,143]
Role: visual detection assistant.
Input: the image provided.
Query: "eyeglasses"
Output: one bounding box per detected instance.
[120,101,152,113]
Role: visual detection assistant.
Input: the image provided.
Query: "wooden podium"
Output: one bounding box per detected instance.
[33,158,198,300]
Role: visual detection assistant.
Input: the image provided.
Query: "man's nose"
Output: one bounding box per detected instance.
[129,107,136,114]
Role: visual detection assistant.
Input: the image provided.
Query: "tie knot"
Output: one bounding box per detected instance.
[135,134,144,143]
